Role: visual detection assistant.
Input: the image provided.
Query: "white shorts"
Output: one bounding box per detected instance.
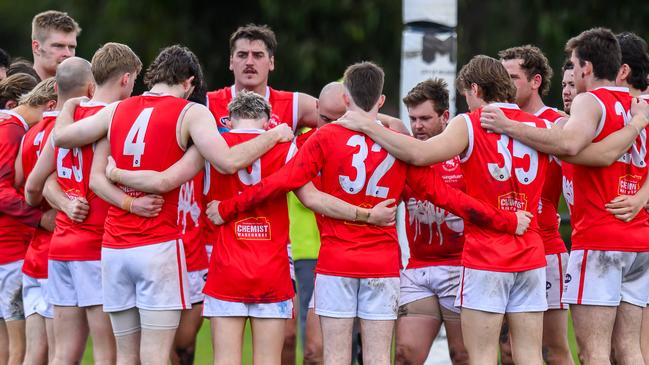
[455,267,548,314]
[314,274,400,320]
[546,253,569,310]
[0,260,24,320]
[22,274,53,319]
[288,244,295,281]
[399,265,462,313]
[203,296,293,319]
[102,240,191,312]
[188,269,208,304]
[308,291,315,309]
[48,260,103,307]
[563,250,649,307]
[205,244,213,264]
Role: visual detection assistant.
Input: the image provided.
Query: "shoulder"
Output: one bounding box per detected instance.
[268,87,295,101]
[207,87,231,101]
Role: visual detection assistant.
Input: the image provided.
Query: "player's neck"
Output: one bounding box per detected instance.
[519,94,544,115]
[234,81,267,98]
[33,62,53,81]
[12,105,42,126]
[587,78,616,91]
[618,82,641,96]
[92,86,123,104]
[231,119,264,130]
[149,83,187,98]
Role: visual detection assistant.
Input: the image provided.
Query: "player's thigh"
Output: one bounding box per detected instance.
[250,317,286,365]
[395,296,442,363]
[542,309,570,348]
[506,311,544,365]
[139,309,181,364]
[460,308,504,364]
[611,302,644,354]
[174,303,203,348]
[210,317,246,365]
[304,308,323,363]
[570,304,616,356]
[319,316,354,365]
[52,305,89,358]
[642,306,649,363]
[360,318,395,365]
[441,307,469,365]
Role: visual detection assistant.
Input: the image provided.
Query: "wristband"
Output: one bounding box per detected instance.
[121,196,134,212]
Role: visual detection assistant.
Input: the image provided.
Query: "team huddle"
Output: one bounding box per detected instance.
[0,9,649,365]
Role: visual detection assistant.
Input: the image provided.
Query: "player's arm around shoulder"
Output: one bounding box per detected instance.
[54,99,116,148]
[182,103,293,174]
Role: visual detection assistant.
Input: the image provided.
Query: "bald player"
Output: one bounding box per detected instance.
[31,11,80,81]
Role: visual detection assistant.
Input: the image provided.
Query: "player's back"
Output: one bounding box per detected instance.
[571,87,649,251]
[105,93,189,248]
[207,86,298,131]
[312,124,408,278]
[50,102,109,261]
[460,103,548,272]
[204,130,294,303]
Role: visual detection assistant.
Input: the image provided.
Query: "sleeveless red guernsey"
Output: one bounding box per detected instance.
[460,103,548,272]
[0,111,34,264]
[571,87,649,251]
[403,157,465,268]
[218,124,520,278]
[178,171,208,271]
[203,130,295,303]
[105,94,189,248]
[50,102,109,260]
[21,112,58,278]
[534,106,567,255]
[207,85,298,131]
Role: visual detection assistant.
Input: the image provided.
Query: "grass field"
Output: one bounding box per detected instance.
[82,314,580,364]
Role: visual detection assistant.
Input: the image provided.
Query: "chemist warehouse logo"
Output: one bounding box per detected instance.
[235,217,271,240]
[497,192,528,212]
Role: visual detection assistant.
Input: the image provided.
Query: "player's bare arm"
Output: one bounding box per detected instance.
[337,111,468,166]
[294,182,397,226]
[182,104,293,174]
[89,138,163,218]
[297,92,319,128]
[24,135,56,206]
[377,113,410,135]
[42,173,89,223]
[107,146,204,194]
[54,99,116,148]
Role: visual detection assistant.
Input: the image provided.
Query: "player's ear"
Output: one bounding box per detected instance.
[342,93,351,107]
[46,100,57,111]
[32,39,40,56]
[377,94,386,109]
[617,64,630,84]
[87,82,96,98]
[229,54,234,71]
[532,74,542,90]
[4,100,17,109]
[441,110,450,124]
[268,54,275,72]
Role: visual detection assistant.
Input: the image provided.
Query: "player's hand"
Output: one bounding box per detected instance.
[130,194,164,217]
[630,97,649,129]
[335,110,373,132]
[63,197,90,223]
[368,199,397,226]
[480,105,512,134]
[39,209,57,232]
[206,200,224,225]
[269,123,294,143]
[62,96,88,111]
[105,156,117,182]
[606,194,647,222]
[514,210,533,235]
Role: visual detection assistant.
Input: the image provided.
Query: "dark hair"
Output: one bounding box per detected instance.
[566,27,620,81]
[562,59,574,72]
[143,45,203,89]
[229,24,277,56]
[617,32,649,91]
[456,55,516,103]
[402,78,449,115]
[342,61,385,112]
[0,73,38,108]
[7,59,41,81]
[0,48,9,69]
[498,45,553,96]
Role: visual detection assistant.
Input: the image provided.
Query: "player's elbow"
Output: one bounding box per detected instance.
[24,184,41,206]
[53,131,73,149]
[89,172,104,196]
[213,160,239,175]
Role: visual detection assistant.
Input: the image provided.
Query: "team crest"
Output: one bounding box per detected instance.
[442,158,459,172]
[266,113,284,129]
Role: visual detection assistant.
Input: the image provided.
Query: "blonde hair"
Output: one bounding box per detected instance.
[19,77,57,107]
[31,10,81,42]
[228,90,271,121]
[0,73,38,107]
[91,43,142,85]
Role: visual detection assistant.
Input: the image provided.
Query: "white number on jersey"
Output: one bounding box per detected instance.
[615,101,647,168]
[33,131,45,158]
[487,122,539,185]
[123,108,153,167]
[238,159,261,186]
[339,135,395,198]
[56,148,83,182]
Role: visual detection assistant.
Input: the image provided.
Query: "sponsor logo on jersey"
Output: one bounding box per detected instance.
[546,281,551,290]
[564,273,572,284]
[497,192,528,212]
[235,217,271,240]
[618,174,642,196]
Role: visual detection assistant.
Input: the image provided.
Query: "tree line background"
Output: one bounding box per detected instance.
[0,0,647,115]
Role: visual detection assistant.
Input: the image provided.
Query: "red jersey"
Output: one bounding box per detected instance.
[403,157,465,268]
[534,107,567,255]
[50,102,109,261]
[571,87,649,251]
[105,93,189,248]
[0,111,36,264]
[218,124,520,278]
[207,85,298,131]
[204,130,294,303]
[460,103,548,272]
[178,171,208,271]
[21,111,57,278]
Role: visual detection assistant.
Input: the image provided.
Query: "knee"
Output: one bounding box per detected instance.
[395,343,416,365]
[448,345,469,365]
[283,331,296,349]
[303,343,323,365]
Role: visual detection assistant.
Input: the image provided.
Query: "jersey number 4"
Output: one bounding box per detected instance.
[123,108,153,167]
[339,135,396,198]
